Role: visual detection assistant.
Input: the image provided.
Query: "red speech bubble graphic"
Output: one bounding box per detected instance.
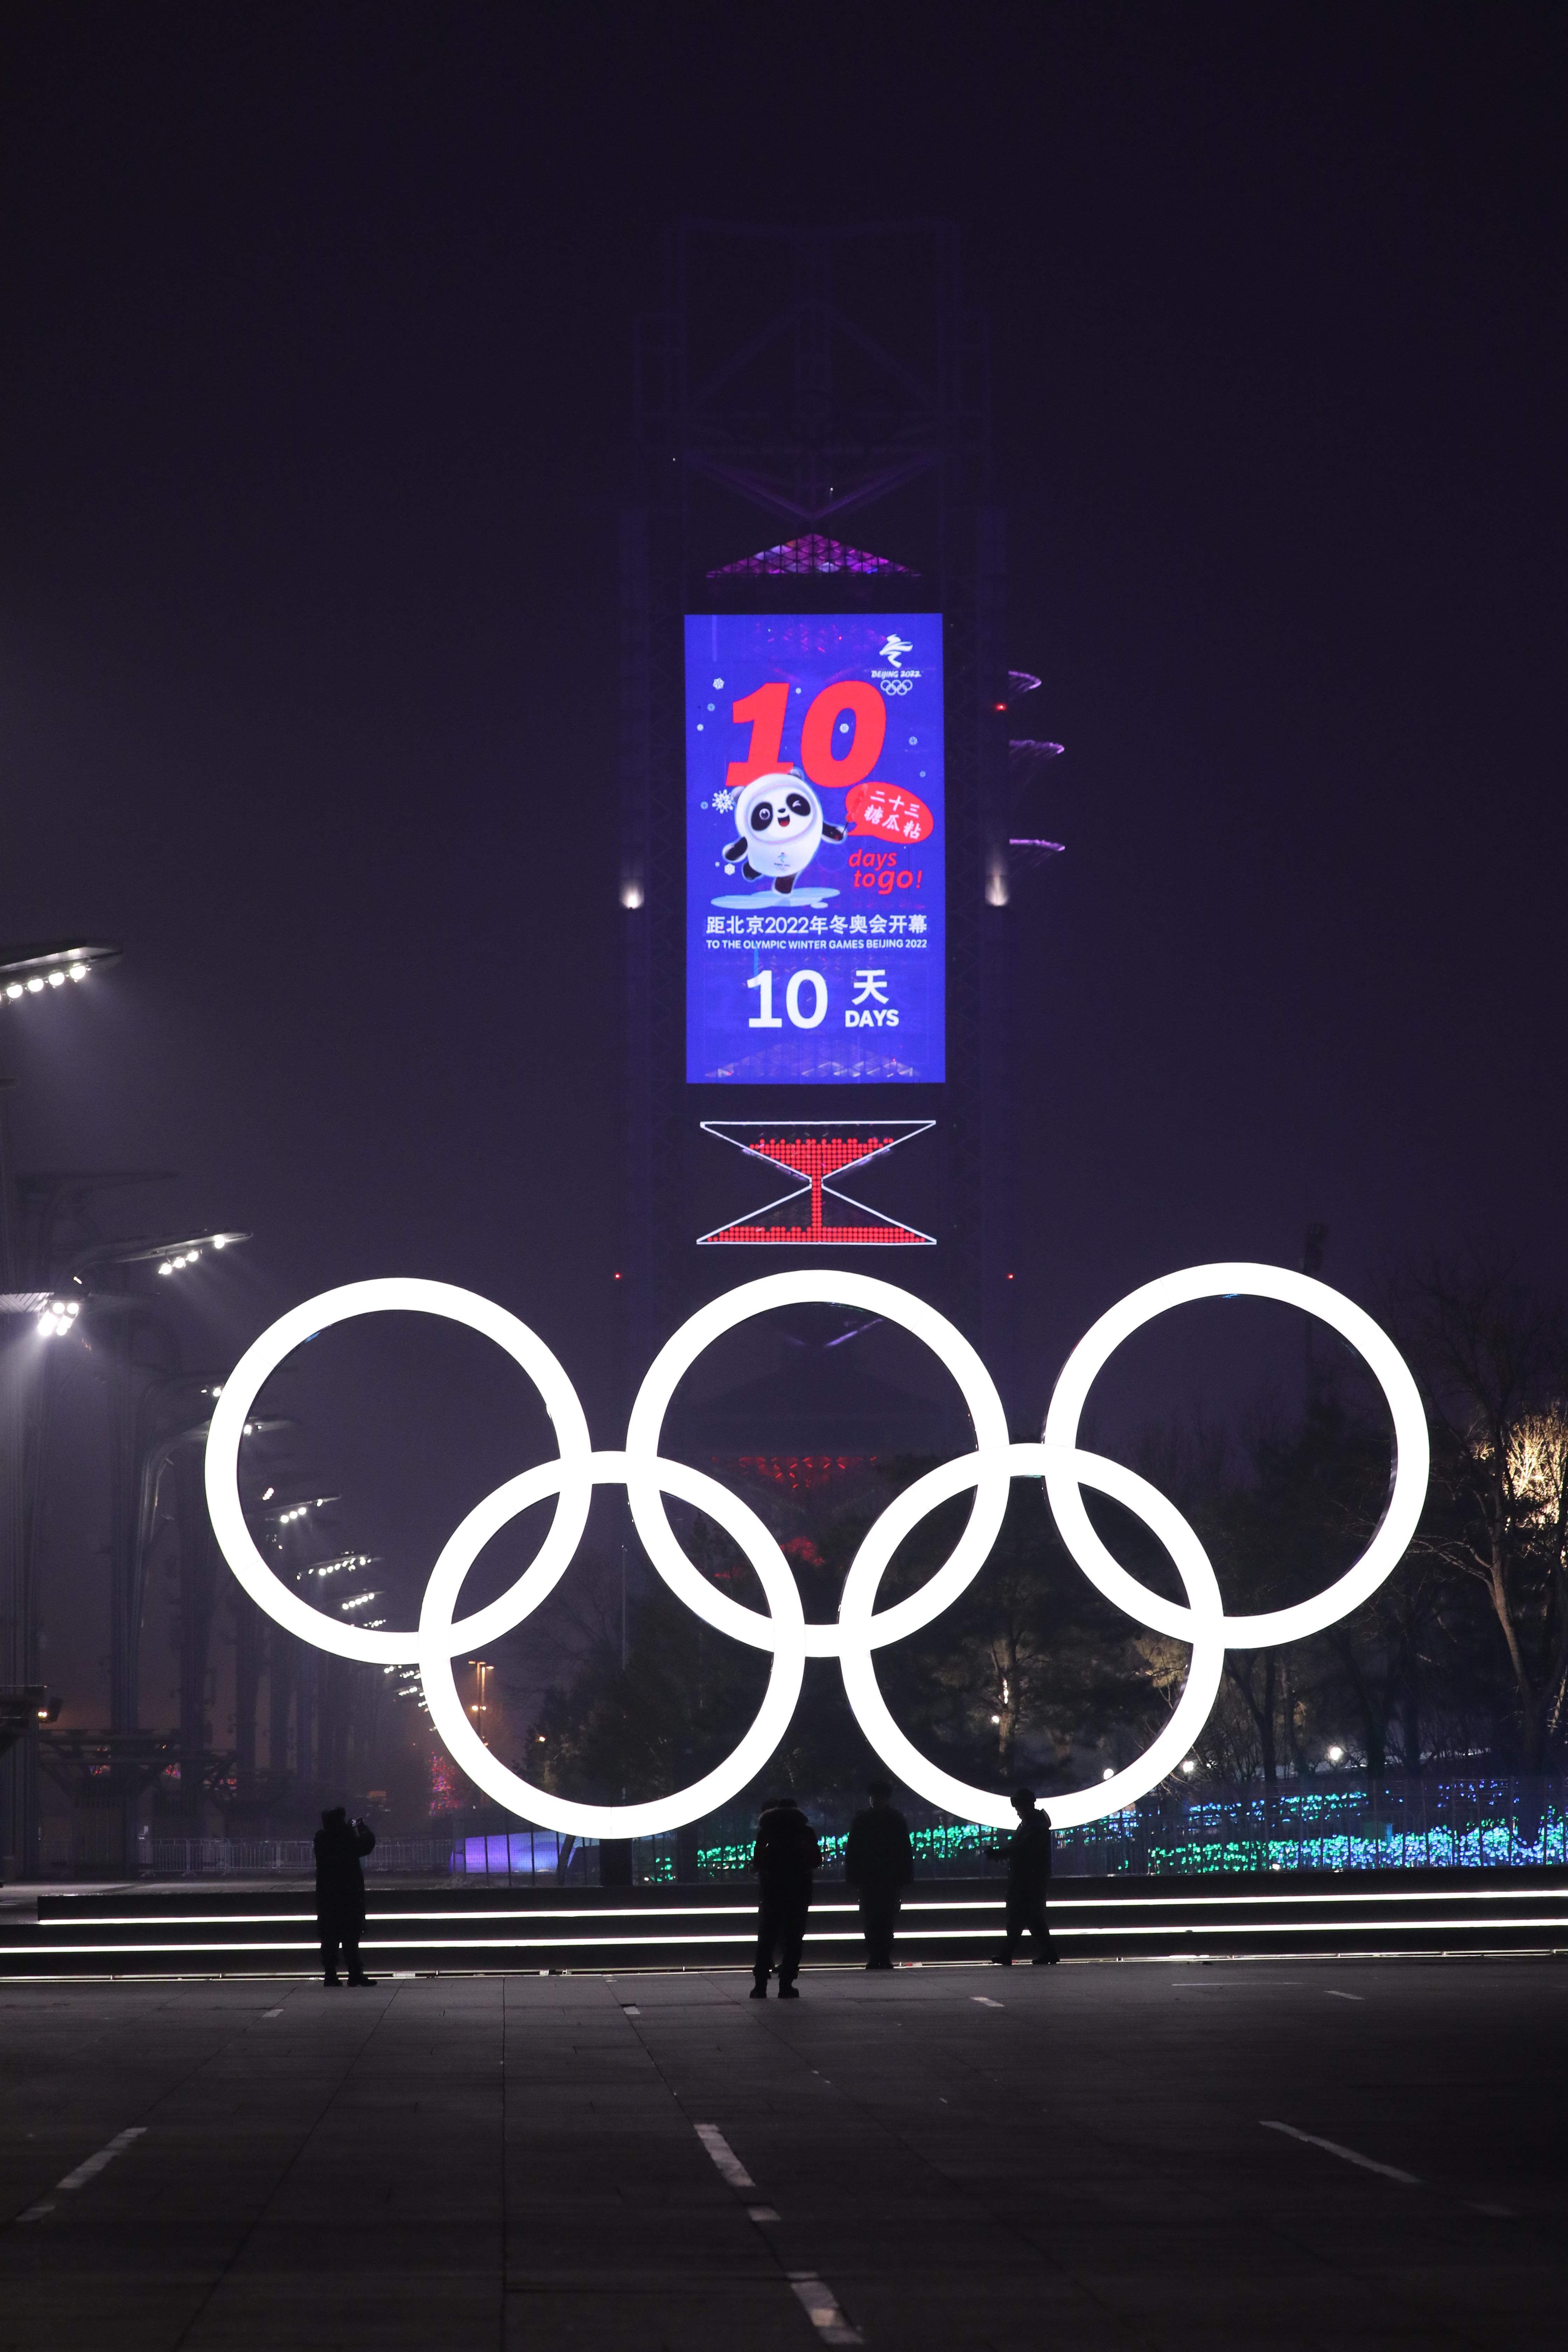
[845,781,934,843]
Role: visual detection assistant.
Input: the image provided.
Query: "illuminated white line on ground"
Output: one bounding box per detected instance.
[34,1885,1566,1936]
[621,2004,640,2016]
[972,1995,1003,2007]
[17,2126,147,2220]
[748,2203,780,2223]
[261,2006,284,2017]
[36,1903,769,1929]
[10,1913,1564,1966]
[789,2270,863,2344]
[694,2123,756,2192]
[1261,2120,1419,2183]
[1052,1887,1564,1911]
[1325,1990,1364,2001]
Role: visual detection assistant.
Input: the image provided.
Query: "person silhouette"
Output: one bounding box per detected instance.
[749,1798,821,1999]
[844,1778,913,1968]
[314,1806,377,1987]
[990,1788,1057,1965]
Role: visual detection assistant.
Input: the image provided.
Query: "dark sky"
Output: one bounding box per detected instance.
[2,3,1565,1704]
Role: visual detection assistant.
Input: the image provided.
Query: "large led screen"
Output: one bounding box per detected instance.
[685,612,945,1085]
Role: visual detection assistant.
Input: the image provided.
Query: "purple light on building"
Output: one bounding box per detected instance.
[708,532,915,579]
[457,1830,565,1877]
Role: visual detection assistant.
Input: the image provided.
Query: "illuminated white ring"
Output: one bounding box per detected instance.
[203,1278,593,1664]
[836,1441,1227,1830]
[202,1265,1430,1834]
[624,1270,1011,1659]
[417,1450,805,1837]
[1041,1263,1430,1648]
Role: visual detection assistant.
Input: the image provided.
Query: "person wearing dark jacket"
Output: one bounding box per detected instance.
[749,1797,821,1998]
[314,1806,377,1986]
[844,1778,913,1969]
[990,1787,1057,1965]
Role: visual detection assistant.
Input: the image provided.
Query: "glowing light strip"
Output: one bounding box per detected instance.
[37,1885,1565,1934]
[7,1917,1565,1965]
[206,1266,1429,1837]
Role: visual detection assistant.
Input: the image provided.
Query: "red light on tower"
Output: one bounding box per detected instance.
[698,1121,935,1246]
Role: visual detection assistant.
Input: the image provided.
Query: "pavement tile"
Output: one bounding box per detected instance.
[0,1960,1561,2350]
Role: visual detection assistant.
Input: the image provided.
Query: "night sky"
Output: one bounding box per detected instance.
[2,5,1564,1730]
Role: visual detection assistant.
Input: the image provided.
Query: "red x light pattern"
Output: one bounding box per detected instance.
[698,1120,936,1246]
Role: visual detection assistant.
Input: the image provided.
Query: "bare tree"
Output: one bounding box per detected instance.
[1396,1256,1568,1772]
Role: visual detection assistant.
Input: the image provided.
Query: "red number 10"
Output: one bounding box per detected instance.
[724,680,887,795]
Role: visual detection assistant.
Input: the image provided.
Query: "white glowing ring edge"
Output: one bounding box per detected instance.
[203,1264,1429,1835]
[418,1451,805,1838]
[203,1278,592,1665]
[836,1443,1227,1831]
[623,1270,1011,1660]
[1041,1263,1430,1649]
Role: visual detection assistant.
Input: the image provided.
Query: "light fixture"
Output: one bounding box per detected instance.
[92,1228,252,1278]
[1327,1744,1344,1764]
[989,1713,1001,1724]
[0,939,119,1006]
[1102,1768,1115,1782]
[1181,1757,1197,1774]
[36,1297,83,1339]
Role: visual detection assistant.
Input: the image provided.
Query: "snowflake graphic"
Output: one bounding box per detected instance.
[710,788,737,814]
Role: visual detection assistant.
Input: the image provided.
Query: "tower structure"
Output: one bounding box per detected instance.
[620,223,1025,1426]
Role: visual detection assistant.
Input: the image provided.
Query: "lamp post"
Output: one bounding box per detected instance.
[0,939,122,1878]
[10,1225,252,1875]
[73,1236,253,1872]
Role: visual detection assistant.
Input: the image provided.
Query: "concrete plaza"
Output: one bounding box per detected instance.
[0,1955,1561,2350]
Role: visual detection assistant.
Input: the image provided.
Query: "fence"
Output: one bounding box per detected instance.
[451,1776,1568,1884]
[36,1776,1568,1882]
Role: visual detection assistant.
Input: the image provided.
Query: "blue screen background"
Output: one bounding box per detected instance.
[685,612,946,1085]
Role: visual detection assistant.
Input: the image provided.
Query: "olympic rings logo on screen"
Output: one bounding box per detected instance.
[203,1266,1429,1837]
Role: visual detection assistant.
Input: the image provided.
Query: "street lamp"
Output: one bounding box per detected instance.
[467,1657,492,1746]
[27,1225,251,1336]
[71,1228,252,1281]
[0,940,120,1008]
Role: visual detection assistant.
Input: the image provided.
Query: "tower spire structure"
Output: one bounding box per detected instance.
[621,221,1015,1411]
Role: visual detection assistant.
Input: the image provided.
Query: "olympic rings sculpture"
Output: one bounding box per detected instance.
[203,1266,1429,1836]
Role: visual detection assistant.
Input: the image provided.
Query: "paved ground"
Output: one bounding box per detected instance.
[0,1955,1562,2350]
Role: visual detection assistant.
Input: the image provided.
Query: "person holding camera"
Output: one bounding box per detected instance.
[314,1806,377,1987]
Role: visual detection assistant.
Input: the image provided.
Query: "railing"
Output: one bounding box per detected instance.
[35,1775,1568,1882]
[137,1835,463,1879]
[435,1777,1568,1883]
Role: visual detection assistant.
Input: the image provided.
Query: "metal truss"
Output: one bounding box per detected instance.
[621,222,1016,1405]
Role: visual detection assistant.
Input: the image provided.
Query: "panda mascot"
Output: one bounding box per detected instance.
[723,770,845,895]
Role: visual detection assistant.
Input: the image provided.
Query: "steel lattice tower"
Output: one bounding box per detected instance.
[620,222,1018,1416]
